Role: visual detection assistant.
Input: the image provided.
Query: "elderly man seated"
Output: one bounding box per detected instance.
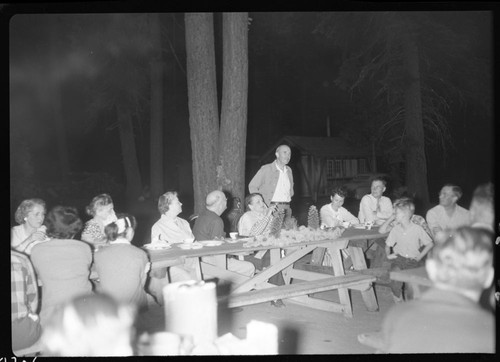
[425,183,471,237]
[193,190,255,278]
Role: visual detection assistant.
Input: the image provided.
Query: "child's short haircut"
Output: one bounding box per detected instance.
[393,197,415,216]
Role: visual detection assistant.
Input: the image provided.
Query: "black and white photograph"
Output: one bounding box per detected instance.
[6,2,497,356]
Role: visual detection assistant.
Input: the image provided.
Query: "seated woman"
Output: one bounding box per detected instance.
[319,186,359,228]
[81,194,117,249]
[237,193,277,236]
[11,198,49,254]
[30,206,93,326]
[41,293,135,356]
[149,191,198,304]
[94,213,150,311]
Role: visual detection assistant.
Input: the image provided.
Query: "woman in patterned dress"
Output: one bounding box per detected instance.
[81,193,117,249]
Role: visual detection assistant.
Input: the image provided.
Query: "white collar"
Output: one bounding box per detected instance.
[274,160,287,173]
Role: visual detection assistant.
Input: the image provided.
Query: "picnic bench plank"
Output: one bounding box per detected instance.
[223,274,376,311]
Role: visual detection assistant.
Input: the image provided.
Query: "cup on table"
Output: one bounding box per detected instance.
[342,221,350,228]
[229,232,238,240]
[184,237,195,243]
[364,221,374,230]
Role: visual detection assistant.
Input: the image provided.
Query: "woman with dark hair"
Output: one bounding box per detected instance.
[237,193,277,237]
[94,213,150,310]
[30,206,93,326]
[11,198,49,254]
[81,193,117,248]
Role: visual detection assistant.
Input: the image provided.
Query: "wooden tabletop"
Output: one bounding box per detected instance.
[144,227,388,265]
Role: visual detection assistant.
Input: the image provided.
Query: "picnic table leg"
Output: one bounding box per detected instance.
[347,245,379,312]
[194,258,203,280]
[328,246,353,318]
[310,247,326,265]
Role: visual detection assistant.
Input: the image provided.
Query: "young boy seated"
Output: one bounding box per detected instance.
[384,198,434,302]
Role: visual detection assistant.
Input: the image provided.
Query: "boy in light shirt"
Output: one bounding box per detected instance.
[384,198,433,302]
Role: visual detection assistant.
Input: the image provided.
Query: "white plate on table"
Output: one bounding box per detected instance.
[143,243,171,250]
[200,240,224,247]
[351,224,366,229]
[178,242,203,250]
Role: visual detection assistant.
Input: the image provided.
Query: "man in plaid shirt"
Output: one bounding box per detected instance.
[11,249,41,351]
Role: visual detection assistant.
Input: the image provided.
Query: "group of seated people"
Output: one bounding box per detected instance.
[10,177,496,355]
[10,188,262,354]
[318,178,495,353]
[11,195,150,355]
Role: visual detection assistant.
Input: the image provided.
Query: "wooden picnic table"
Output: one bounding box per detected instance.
[144,227,389,318]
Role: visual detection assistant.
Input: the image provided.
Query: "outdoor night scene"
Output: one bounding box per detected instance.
[6,4,497,357]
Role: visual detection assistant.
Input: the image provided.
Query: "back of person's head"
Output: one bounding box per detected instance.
[14,198,47,224]
[104,213,137,242]
[158,191,178,214]
[469,182,494,229]
[41,293,135,356]
[244,193,262,211]
[393,197,415,217]
[206,190,225,209]
[442,183,463,200]
[427,226,493,293]
[86,194,114,217]
[45,206,83,239]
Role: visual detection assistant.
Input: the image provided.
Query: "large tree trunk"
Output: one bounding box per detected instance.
[402,34,430,210]
[185,13,219,214]
[219,12,248,203]
[116,104,143,203]
[149,13,164,200]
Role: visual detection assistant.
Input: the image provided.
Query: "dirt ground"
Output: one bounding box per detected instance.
[135,283,396,354]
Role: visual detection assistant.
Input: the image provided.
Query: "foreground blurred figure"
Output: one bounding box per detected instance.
[11,250,41,351]
[41,293,135,356]
[379,226,495,353]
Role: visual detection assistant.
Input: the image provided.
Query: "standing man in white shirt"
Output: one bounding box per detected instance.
[248,144,293,307]
[358,177,393,225]
[426,184,471,237]
[249,144,294,224]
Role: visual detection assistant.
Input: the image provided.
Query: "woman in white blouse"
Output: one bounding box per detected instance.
[11,198,49,254]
